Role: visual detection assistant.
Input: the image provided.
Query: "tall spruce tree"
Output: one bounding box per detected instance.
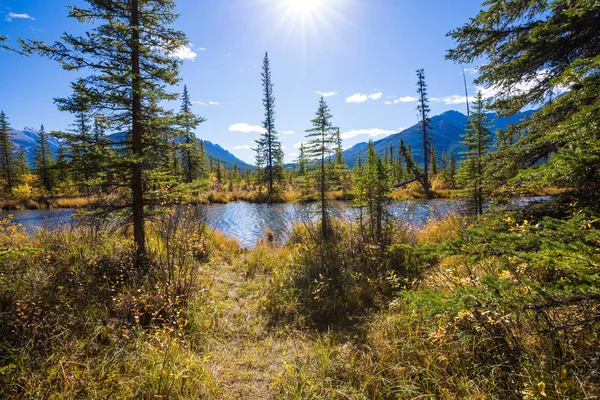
[447,0,600,200]
[254,52,283,198]
[179,85,205,183]
[416,68,433,197]
[23,0,189,266]
[0,111,16,191]
[34,124,54,192]
[458,91,493,215]
[305,96,338,237]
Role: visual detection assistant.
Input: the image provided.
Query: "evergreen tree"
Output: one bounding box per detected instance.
[354,141,391,245]
[14,148,29,184]
[449,152,457,185]
[34,124,54,192]
[305,96,338,237]
[458,91,493,215]
[216,160,223,185]
[430,143,438,176]
[24,0,190,265]
[296,143,308,177]
[0,111,16,191]
[447,0,600,200]
[416,68,433,197]
[179,85,205,183]
[254,52,283,198]
[198,140,207,176]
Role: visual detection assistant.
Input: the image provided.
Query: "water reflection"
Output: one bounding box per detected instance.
[1,197,546,248]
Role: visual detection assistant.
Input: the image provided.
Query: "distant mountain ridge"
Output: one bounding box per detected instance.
[8,127,62,165]
[7,127,252,170]
[341,109,535,168]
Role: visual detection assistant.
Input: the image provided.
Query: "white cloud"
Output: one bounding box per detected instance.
[463,67,479,75]
[442,95,471,105]
[281,130,295,135]
[340,128,398,140]
[169,44,197,61]
[442,69,568,105]
[346,93,369,103]
[316,91,338,97]
[346,91,383,104]
[198,47,207,51]
[294,142,304,149]
[232,145,252,150]
[192,100,220,106]
[6,12,35,21]
[229,123,265,134]
[385,96,418,105]
[226,53,232,56]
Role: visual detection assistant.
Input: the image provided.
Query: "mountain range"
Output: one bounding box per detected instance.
[9,109,532,171]
[7,127,252,170]
[340,109,534,168]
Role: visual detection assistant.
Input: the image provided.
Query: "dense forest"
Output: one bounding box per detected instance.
[0,0,598,398]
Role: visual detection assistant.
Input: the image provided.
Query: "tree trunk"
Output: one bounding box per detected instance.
[321,131,327,238]
[131,0,146,267]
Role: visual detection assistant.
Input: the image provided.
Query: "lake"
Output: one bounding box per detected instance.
[1,197,543,248]
[0,200,461,247]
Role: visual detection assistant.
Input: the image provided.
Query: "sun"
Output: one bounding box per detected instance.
[260,0,348,52]
[284,0,322,16]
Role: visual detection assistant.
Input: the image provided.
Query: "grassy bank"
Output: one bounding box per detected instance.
[0,196,110,210]
[1,198,597,398]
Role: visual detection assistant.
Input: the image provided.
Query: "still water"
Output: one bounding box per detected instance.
[1,199,479,247]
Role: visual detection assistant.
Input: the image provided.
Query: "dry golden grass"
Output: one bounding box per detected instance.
[416,214,464,243]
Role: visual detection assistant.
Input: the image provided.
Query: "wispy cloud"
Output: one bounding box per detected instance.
[316,91,337,98]
[281,130,295,135]
[229,123,265,134]
[232,145,252,150]
[198,47,207,51]
[192,100,220,106]
[6,12,35,21]
[384,96,417,105]
[462,67,479,75]
[442,69,568,105]
[340,128,398,140]
[169,44,197,61]
[346,92,383,104]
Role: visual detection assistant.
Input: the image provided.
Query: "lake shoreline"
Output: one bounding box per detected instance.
[0,187,562,211]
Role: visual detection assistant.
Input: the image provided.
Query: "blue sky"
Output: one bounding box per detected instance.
[1,0,485,164]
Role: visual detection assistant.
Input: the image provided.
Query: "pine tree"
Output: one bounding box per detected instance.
[457,91,493,215]
[34,124,54,192]
[416,68,433,197]
[14,148,29,185]
[305,96,338,238]
[447,0,600,200]
[449,152,457,185]
[24,0,190,265]
[0,111,16,191]
[179,85,205,183]
[430,143,438,176]
[354,141,391,245]
[254,52,283,198]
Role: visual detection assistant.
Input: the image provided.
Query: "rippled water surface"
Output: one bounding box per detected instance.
[2,199,465,247]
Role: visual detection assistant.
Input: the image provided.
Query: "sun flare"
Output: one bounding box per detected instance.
[284,0,322,16]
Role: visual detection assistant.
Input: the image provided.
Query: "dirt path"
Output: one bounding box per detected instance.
[200,259,307,399]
